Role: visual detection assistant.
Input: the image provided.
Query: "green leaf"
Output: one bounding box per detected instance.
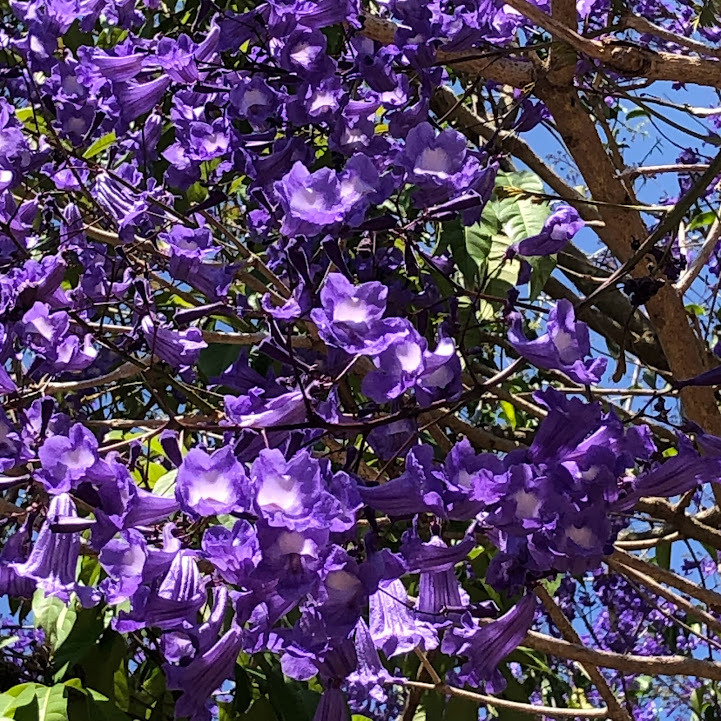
[258,664,315,721]
[656,541,672,570]
[438,220,479,285]
[82,132,116,160]
[528,255,556,302]
[14,685,68,721]
[198,342,243,380]
[0,684,39,717]
[53,607,105,678]
[152,469,177,497]
[0,636,19,650]
[685,303,706,317]
[77,631,128,708]
[442,696,477,721]
[500,400,517,430]
[32,592,77,651]
[459,171,552,295]
[625,108,649,122]
[465,222,492,268]
[687,210,717,231]
[233,665,253,716]
[239,698,277,720]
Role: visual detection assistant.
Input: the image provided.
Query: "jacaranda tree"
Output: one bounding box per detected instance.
[4,0,721,718]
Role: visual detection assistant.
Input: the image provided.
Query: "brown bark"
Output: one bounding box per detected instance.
[535,81,721,437]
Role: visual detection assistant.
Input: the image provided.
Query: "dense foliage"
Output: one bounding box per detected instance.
[4,0,721,719]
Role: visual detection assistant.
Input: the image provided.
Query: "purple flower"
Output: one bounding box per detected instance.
[12,493,80,601]
[310,273,407,356]
[229,76,281,128]
[161,225,216,261]
[279,29,334,78]
[315,545,368,636]
[398,122,492,206]
[165,625,243,721]
[616,450,721,511]
[37,423,99,494]
[141,316,207,369]
[89,49,145,82]
[367,418,417,461]
[512,206,584,257]
[256,524,328,603]
[21,301,70,352]
[251,448,348,531]
[201,519,261,586]
[508,300,607,384]
[275,162,348,237]
[99,529,148,604]
[415,336,463,407]
[225,387,309,429]
[115,550,206,632]
[176,446,251,517]
[117,76,171,123]
[362,326,427,403]
[156,28,220,84]
[312,688,350,721]
[417,555,469,622]
[359,445,445,517]
[441,594,537,692]
[0,525,36,599]
[369,579,438,657]
[343,619,392,716]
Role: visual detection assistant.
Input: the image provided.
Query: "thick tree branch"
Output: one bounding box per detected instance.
[359,16,536,88]
[606,558,721,639]
[611,548,721,612]
[504,0,721,89]
[535,79,721,449]
[525,629,721,679]
[635,498,721,550]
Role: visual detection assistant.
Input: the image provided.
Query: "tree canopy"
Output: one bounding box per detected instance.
[2,0,721,719]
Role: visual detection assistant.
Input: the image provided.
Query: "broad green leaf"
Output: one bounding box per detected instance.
[239,698,277,720]
[14,685,67,721]
[233,665,253,716]
[67,686,132,721]
[465,222,492,267]
[529,255,556,302]
[0,684,39,717]
[459,171,552,295]
[53,607,105,673]
[32,592,77,651]
[151,469,177,497]
[438,220,478,285]
[73,630,128,708]
[82,132,116,160]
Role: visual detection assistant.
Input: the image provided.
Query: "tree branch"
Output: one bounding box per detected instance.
[675,208,721,294]
[503,0,721,89]
[359,15,536,88]
[535,585,631,721]
[393,680,610,718]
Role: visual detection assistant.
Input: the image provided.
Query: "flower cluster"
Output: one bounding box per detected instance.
[0,0,718,719]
